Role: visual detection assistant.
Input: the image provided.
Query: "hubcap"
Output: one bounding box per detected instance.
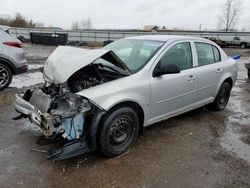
[109,116,133,146]
[0,65,9,87]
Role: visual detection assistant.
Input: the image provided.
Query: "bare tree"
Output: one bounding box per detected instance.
[81,17,93,29]
[71,21,79,30]
[12,13,35,27]
[0,13,36,28]
[70,18,93,30]
[218,0,242,32]
[0,14,12,26]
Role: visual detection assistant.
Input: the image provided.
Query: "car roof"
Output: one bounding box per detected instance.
[0,25,10,32]
[0,27,19,43]
[125,35,209,43]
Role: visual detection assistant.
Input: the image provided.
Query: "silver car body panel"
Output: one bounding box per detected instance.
[13,35,238,159]
[14,35,235,129]
[0,25,10,32]
[76,36,237,126]
[0,28,27,69]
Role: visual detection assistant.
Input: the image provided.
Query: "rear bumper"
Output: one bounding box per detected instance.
[14,59,28,74]
[15,64,28,74]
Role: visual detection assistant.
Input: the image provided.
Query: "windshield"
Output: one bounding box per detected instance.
[103,39,164,73]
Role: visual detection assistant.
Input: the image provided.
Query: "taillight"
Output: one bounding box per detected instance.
[3,42,23,48]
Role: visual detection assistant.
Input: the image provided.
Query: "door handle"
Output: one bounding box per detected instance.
[216,68,223,74]
[187,75,196,81]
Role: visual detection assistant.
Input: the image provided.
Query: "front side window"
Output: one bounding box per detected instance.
[160,42,193,70]
[195,43,221,66]
[104,39,164,73]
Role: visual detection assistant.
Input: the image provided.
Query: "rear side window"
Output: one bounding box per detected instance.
[195,42,221,66]
[212,46,221,62]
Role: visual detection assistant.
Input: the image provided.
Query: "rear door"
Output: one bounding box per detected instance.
[149,41,198,123]
[193,42,223,105]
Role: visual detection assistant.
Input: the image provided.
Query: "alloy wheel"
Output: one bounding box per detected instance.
[0,65,10,88]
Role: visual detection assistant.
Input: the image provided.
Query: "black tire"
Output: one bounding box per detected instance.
[0,63,12,91]
[248,69,250,79]
[211,82,231,111]
[98,107,139,157]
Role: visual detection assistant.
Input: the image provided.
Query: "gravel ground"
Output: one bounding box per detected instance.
[0,44,249,188]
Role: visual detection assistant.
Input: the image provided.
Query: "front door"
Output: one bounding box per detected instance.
[149,41,197,123]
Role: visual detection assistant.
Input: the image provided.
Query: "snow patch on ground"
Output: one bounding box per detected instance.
[28,64,44,71]
[10,72,44,88]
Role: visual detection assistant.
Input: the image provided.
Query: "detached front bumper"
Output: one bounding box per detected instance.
[15,93,52,136]
[15,94,42,126]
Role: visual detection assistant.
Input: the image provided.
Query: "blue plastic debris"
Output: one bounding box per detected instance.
[63,113,84,140]
[232,55,241,60]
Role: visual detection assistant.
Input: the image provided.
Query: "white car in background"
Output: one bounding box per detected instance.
[15,35,237,160]
[0,25,28,90]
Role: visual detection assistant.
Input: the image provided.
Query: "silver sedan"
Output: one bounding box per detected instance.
[15,35,237,159]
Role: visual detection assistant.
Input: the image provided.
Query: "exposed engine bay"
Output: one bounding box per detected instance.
[14,48,130,159]
[67,62,128,93]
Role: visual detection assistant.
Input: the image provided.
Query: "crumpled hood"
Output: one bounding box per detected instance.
[43,46,128,84]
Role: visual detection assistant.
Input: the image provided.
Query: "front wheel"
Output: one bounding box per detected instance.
[98,107,139,157]
[211,82,231,111]
[0,63,12,91]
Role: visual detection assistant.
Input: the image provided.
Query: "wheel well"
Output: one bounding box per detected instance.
[105,101,145,135]
[240,42,247,48]
[0,59,14,74]
[223,77,233,88]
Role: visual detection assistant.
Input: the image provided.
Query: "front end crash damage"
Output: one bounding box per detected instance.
[14,46,129,160]
[15,88,91,140]
[15,86,104,160]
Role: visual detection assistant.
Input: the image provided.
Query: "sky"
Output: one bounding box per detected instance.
[1,0,250,30]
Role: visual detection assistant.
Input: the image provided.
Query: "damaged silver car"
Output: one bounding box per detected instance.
[15,35,237,160]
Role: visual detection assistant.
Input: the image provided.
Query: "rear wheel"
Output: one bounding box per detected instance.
[98,107,139,157]
[0,63,12,91]
[211,82,231,111]
[240,43,246,49]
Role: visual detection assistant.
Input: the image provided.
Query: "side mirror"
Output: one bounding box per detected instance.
[153,64,180,77]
